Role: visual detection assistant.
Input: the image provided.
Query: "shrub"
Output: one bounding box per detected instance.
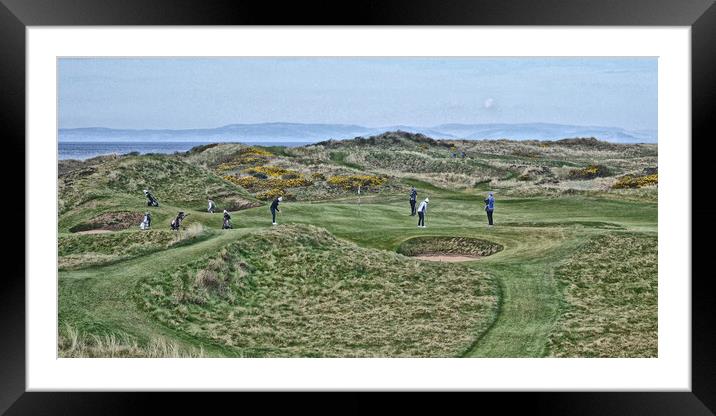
[195,269,220,290]
[255,188,294,201]
[239,147,273,157]
[215,148,275,171]
[223,175,259,189]
[243,166,292,177]
[326,175,386,190]
[224,174,312,192]
[568,164,610,179]
[511,149,541,158]
[265,177,312,189]
[612,173,658,189]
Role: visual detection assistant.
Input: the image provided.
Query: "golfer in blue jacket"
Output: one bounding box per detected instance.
[484,192,495,226]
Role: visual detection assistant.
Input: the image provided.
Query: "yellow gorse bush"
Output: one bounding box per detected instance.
[613,173,658,189]
[223,175,259,188]
[216,147,274,171]
[266,177,313,188]
[217,161,244,171]
[326,175,386,190]
[224,174,313,191]
[256,188,294,201]
[242,166,294,177]
[568,164,609,179]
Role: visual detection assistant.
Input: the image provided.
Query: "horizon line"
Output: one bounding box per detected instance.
[58,121,657,132]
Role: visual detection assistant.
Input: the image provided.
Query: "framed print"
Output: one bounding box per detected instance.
[3,0,715,413]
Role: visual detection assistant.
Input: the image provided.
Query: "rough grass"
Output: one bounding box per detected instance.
[68,211,144,232]
[59,154,258,214]
[59,227,207,269]
[397,236,503,258]
[59,324,205,358]
[546,233,657,357]
[138,224,499,357]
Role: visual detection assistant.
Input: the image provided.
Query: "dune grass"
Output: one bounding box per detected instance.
[59,324,205,358]
[59,153,258,215]
[137,224,499,357]
[546,232,657,357]
[59,225,209,269]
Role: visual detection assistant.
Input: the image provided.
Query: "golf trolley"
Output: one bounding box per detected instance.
[144,190,159,207]
[170,212,188,231]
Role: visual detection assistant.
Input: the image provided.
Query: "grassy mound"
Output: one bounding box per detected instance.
[68,211,144,232]
[59,227,207,269]
[546,232,657,357]
[138,224,499,357]
[397,236,503,258]
[59,154,258,214]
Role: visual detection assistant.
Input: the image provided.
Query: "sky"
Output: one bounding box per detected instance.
[58,57,657,131]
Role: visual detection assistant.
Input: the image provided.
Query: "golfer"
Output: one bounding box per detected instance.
[409,186,417,216]
[417,197,429,228]
[208,198,216,213]
[270,196,282,225]
[484,192,495,226]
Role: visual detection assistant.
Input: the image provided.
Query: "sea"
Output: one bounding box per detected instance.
[59,141,314,160]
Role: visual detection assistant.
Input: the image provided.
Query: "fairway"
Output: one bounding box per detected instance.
[58,134,658,357]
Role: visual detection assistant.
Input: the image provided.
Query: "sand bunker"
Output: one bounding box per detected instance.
[74,229,114,235]
[397,236,503,262]
[414,254,481,262]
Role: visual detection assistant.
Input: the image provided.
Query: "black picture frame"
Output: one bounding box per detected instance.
[3,0,714,413]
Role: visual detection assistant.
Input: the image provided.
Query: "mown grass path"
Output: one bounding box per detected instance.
[60,192,656,357]
[59,228,258,356]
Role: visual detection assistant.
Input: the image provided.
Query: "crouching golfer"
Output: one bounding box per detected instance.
[270,196,282,225]
[484,192,495,226]
[417,197,429,228]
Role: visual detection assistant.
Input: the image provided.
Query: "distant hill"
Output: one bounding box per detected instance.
[59,122,656,143]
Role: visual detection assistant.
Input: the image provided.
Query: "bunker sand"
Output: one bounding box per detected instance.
[415,254,480,262]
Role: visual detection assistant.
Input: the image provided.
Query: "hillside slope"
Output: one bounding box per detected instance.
[138,224,500,357]
[59,154,259,215]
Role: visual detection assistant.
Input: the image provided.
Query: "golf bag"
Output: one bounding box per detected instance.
[170,212,187,231]
[222,212,232,229]
[139,214,151,230]
[145,191,159,207]
[222,218,232,229]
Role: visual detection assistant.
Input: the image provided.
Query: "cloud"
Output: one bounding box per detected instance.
[483,98,495,109]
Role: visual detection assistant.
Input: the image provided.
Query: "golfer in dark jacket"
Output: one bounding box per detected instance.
[409,186,417,215]
[484,192,495,226]
[270,196,282,225]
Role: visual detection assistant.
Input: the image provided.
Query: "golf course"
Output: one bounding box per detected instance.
[58,131,658,358]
